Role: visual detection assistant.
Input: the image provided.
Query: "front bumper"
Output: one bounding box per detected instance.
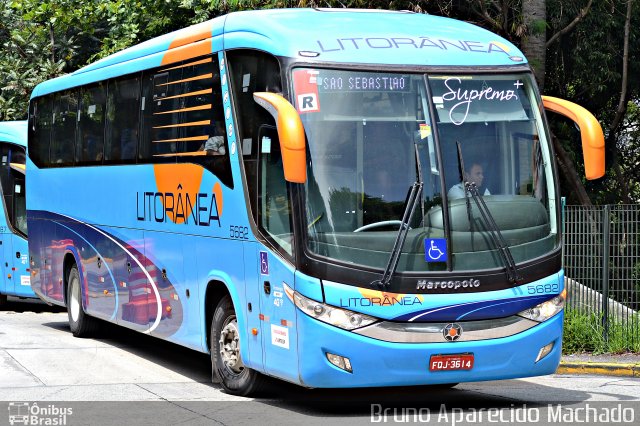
[295,310,563,388]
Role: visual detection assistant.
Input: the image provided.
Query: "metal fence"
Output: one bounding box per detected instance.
[563,204,640,350]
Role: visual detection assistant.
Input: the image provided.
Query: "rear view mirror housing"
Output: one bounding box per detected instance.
[253,92,307,183]
[542,96,605,180]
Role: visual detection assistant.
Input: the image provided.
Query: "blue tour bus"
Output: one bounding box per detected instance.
[0,121,31,306]
[26,9,605,395]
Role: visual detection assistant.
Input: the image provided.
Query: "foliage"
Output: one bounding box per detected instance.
[1,0,640,206]
[546,0,640,204]
[563,308,640,354]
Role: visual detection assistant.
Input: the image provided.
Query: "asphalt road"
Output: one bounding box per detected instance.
[1,297,638,426]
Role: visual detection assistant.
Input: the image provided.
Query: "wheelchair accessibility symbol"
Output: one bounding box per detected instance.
[425,238,447,262]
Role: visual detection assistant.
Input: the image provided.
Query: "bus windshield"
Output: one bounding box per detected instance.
[293,68,557,273]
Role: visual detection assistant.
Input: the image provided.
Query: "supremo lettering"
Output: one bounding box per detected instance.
[441,77,519,126]
[136,191,221,227]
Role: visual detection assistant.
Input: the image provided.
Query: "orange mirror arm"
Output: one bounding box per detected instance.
[542,96,605,180]
[253,92,307,183]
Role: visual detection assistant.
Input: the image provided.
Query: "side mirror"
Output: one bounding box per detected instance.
[542,96,605,180]
[253,92,306,183]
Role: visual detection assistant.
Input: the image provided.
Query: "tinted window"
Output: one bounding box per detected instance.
[51,91,77,166]
[140,55,233,187]
[77,82,107,164]
[30,97,53,166]
[105,76,140,163]
[227,50,281,224]
[0,143,27,235]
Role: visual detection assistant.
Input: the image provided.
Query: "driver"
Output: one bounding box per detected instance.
[448,163,490,199]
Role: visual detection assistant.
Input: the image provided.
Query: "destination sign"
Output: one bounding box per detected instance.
[317,73,411,93]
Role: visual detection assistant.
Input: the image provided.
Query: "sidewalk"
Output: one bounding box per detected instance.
[558,353,640,377]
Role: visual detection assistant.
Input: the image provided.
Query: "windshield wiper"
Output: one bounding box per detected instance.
[456,142,521,283]
[372,143,423,289]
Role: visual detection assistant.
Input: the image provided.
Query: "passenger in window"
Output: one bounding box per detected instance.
[201,121,226,155]
[448,163,490,199]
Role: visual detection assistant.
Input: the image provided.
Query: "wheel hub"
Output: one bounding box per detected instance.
[219,319,244,374]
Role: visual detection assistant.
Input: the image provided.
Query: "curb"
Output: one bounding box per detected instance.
[557,361,640,377]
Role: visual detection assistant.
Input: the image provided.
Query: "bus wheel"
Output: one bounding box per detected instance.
[67,265,99,337]
[211,295,267,396]
[0,294,7,307]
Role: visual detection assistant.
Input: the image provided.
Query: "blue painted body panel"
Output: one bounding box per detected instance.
[31,9,525,99]
[26,9,564,389]
[0,121,28,147]
[0,121,33,300]
[322,272,564,322]
[295,308,563,387]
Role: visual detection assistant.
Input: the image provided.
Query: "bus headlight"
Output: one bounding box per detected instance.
[517,289,566,322]
[284,284,378,330]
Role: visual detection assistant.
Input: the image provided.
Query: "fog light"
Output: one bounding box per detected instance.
[535,341,555,362]
[326,352,352,373]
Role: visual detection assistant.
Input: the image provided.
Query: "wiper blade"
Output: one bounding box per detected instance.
[465,182,521,283]
[372,144,423,289]
[455,142,521,283]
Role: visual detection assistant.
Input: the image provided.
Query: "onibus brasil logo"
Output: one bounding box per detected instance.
[8,402,72,425]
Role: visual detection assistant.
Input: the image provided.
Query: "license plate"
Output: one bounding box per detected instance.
[429,354,474,372]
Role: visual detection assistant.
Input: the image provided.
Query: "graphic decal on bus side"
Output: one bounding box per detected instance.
[29,211,183,336]
[392,294,554,322]
[344,288,425,308]
[136,164,223,227]
[323,279,562,322]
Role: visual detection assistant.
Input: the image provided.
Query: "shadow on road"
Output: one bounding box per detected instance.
[0,296,65,313]
[28,304,594,414]
[254,379,592,417]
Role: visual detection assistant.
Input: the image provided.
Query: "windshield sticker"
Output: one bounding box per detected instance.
[419,124,432,139]
[293,69,320,113]
[425,238,447,262]
[441,77,520,126]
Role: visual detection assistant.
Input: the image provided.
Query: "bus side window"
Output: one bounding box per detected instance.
[30,96,54,167]
[105,76,140,163]
[77,82,107,165]
[258,125,293,255]
[143,70,179,161]
[13,177,27,236]
[227,50,282,230]
[51,90,78,166]
[138,56,233,186]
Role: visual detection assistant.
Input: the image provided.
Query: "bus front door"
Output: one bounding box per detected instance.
[255,126,300,382]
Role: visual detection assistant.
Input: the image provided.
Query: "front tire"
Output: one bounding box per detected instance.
[211,295,268,396]
[67,265,99,337]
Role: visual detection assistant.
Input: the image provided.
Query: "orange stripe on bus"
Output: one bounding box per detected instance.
[155,89,212,102]
[161,38,212,66]
[154,104,212,115]
[153,151,208,157]
[153,163,207,225]
[152,135,209,143]
[167,21,214,50]
[153,120,211,129]
[159,58,212,73]
[156,73,213,87]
